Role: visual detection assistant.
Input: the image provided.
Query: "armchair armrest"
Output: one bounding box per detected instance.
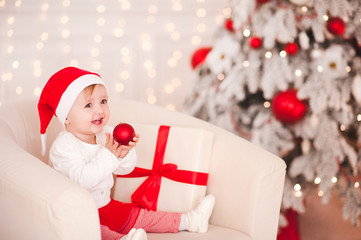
[0,114,101,240]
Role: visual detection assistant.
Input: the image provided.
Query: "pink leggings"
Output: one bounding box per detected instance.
[100,208,181,240]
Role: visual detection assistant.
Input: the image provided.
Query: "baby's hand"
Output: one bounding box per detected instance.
[105,133,139,159]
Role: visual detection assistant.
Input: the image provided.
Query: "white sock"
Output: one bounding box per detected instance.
[186,194,215,233]
[178,214,187,231]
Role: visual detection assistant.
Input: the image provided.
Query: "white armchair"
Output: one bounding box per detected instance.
[0,98,286,240]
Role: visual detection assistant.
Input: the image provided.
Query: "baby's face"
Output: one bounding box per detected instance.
[65,84,110,143]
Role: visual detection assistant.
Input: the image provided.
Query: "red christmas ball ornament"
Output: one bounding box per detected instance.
[224,19,234,32]
[191,47,212,69]
[249,37,262,49]
[272,90,307,124]
[327,17,345,35]
[113,123,135,145]
[284,43,299,56]
[256,0,271,3]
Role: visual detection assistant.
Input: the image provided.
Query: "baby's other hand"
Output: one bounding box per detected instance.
[105,133,139,159]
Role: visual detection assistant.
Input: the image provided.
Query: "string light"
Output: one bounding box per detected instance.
[314,177,321,184]
[191,35,201,45]
[166,22,176,32]
[357,114,361,121]
[33,87,42,97]
[301,6,308,12]
[164,84,175,94]
[166,104,175,111]
[147,95,157,104]
[172,1,182,11]
[115,82,125,92]
[7,29,14,37]
[265,51,272,59]
[92,61,101,70]
[217,73,225,81]
[69,59,79,66]
[0,1,223,110]
[7,16,15,25]
[294,183,302,197]
[243,60,250,67]
[97,18,106,26]
[119,0,131,10]
[279,50,287,57]
[294,183,301,191]
[96,5,106,13]
[167,57,177,67]
[62,0,70,7]
[171,31,180,41]
[223,7,232,19]
[16,86,23,95]
[12,61,19,69]
[148,5,157,14]
[120,70,129,80]
[243,29,251,37]
[172,50,182,59]
[295,69,302,77]
[263,101,271,108]
[317,65,323,72]
[196,8,207,18]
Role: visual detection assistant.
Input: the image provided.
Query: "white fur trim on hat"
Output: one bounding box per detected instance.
[56,74,105,125]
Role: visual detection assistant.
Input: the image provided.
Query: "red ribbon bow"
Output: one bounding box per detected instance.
[117,125,209,211]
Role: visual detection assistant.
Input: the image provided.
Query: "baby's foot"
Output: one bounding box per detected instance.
[121,228,147,240]
[186,194,215,233]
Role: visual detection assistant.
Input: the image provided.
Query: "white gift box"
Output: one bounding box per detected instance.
[113,123,214,213]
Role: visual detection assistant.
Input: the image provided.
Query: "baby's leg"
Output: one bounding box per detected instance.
[101,224,125,240]
[133,209,181,233]
[132,194,215,233]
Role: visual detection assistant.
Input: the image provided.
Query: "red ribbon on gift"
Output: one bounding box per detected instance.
[117,125,209,211]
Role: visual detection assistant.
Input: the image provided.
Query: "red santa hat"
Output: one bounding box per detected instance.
[38,66,106,155]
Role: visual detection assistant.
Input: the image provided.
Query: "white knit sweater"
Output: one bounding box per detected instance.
[49,126,137,208]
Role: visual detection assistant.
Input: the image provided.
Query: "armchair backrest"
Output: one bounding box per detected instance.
[107,99,286,240]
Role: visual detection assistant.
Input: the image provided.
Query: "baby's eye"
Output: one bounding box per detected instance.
[101,99,108,104]
[85,103,91,108]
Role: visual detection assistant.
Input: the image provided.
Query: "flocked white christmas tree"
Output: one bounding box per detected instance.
[185,0,361,226]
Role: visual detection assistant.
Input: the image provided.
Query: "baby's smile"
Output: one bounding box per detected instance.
[92,117,103,125]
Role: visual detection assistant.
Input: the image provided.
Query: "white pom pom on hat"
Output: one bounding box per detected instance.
[38,66,106,155]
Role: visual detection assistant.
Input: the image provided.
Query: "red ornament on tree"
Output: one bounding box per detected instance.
[257,0,270,3]
[224,19,234,32]
[272,90,307,124]
[191,47,212,69]
[327,17,345,35]
[284,43,299,56]
[113,123,135,145]
[249,37,262,49]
